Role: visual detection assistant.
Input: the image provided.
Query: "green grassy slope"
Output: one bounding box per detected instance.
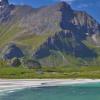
[0,65,100,79]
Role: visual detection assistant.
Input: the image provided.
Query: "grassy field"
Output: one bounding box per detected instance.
[0,66,100,79]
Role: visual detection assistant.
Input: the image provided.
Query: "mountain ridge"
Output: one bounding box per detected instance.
[0,0,100,67]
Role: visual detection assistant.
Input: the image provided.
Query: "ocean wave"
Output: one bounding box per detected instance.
[0,88,24,98]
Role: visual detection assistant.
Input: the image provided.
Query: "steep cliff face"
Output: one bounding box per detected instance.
[0,1,100,66]
[0,0,9,8]
[0,0,11,22]
[33,2,100,66]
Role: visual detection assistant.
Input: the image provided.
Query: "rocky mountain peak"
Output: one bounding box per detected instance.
[55,1,72,11]
[0,0,13,22]
[0,0,9,8]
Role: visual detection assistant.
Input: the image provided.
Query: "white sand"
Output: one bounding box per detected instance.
[0,79,100,93]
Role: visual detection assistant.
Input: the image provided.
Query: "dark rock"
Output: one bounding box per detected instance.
[3,44,24,60]
[24,60,41,69]
[10,58,21,67]
[0,0,9,7]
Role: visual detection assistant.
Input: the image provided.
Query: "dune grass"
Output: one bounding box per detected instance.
[0,65,100,79]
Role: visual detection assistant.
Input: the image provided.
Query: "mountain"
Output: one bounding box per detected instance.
[0,0,100,67]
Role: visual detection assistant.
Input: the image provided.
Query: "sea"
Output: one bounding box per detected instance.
[0,82,100,100]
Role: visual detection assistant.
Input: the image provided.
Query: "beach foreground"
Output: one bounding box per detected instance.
[1,79,100,92]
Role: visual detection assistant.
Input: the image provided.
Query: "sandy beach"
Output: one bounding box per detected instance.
[0,79,100,93]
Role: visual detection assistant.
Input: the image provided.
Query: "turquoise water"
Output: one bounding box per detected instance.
[1,83,100,100]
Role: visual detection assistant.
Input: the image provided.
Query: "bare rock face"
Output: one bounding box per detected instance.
[34,2,100,57]
[0,0,9,7]
[0,0,14,22]
[2,44,24,60]
[0,0,9,14]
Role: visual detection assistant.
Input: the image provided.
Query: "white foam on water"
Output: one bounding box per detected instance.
[0,87,26,98]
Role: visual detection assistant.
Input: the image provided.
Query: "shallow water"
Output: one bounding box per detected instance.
[0,83,100,100]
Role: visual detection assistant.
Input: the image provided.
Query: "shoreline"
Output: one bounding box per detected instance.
[0,79,100,93]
